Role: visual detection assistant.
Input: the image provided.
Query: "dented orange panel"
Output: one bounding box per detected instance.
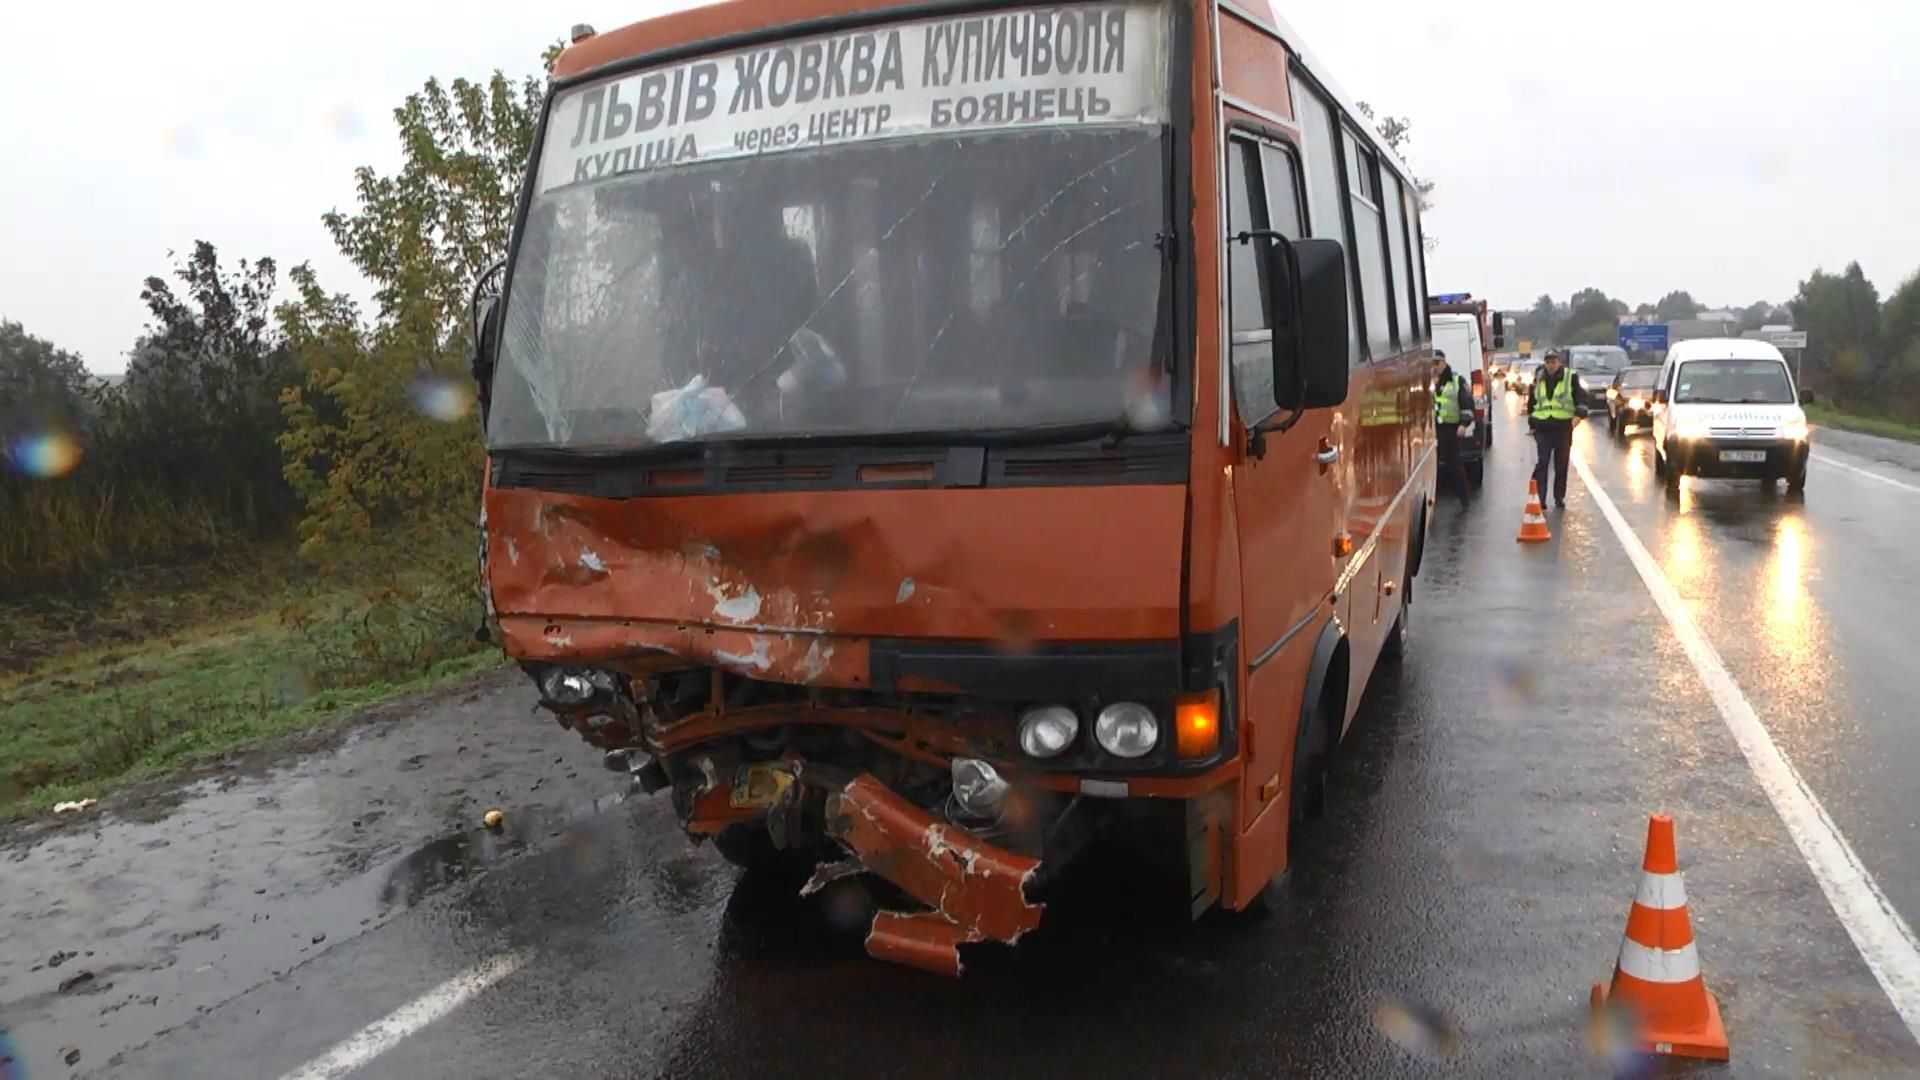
[486,486,1187,653]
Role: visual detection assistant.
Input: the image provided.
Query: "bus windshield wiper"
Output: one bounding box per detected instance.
[496,420,1181,464]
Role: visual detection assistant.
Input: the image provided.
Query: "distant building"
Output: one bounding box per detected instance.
[1695,308,1738,323]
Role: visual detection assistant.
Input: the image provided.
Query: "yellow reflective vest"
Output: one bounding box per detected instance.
[1531,370,1577,421]
[1435,373,1467,424]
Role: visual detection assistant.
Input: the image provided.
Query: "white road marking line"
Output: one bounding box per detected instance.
[1812,449,1920,495]
[1573,453,1920,1045]
[279,950,528,1079]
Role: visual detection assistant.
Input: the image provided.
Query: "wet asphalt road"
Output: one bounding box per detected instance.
[1573,407,1920,931]
[7,399,1920,1077]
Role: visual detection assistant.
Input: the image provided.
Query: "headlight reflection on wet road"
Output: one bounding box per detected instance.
[1757,513,1835,703]
[1662,511,1709,595]
[1765,514,1808,639]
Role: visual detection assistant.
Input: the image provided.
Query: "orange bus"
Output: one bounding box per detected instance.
[471,0,1436,975]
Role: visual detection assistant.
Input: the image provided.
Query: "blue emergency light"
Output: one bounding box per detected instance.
[1431,292,1473,304]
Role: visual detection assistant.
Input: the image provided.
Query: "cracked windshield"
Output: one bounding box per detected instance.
[5,0,1920,1076]
[488,7,1170,449]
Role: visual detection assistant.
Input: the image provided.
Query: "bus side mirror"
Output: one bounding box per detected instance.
[469,259,507,398]
[1800,388,1814,404]
[470,296,500,378]
[468,282,504,424]
[1651,388,1667,405]
[1269,237,1350,410]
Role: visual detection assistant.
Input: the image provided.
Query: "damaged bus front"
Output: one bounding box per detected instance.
[472,0,1387,976]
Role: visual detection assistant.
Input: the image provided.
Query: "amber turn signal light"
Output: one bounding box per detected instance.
[1175,689,1220,759]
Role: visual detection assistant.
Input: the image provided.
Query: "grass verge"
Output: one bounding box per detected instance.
[1806,403,1920,445]
[1,549,500,820]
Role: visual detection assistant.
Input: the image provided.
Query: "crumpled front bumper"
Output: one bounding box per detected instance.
[808,771,1045,977]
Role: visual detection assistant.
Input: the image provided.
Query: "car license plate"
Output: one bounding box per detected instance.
[1719,450,1766,463]
[729,762,794,808]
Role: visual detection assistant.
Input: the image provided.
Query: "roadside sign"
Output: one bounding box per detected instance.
[1618,323,1669,353]
[1766,330,1808,349]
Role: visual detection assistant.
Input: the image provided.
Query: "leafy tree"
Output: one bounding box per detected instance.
[322,73,543,341]
[1568,287,1611,312]
[0,320,91,429]
[100,242,296,530]
[1738,301,1783,333]
[1880,269,1920,407]
[281,68,542,554]
[1634,303,1656,317]
[1654,290,1700,321]
[278,269,483,554]
[4,246,294,583]
[1516,294,1557,342]
[1562,321,1620,346]
[1789,262,1880,401]
[1558,287,1618,344]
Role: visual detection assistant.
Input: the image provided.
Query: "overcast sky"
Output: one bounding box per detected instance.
[2,0,1913,373]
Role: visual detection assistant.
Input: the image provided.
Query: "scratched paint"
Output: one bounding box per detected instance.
[798,639,834,683]
[710,583,764,624]
[714,636,774,674]
[896,578,916,604]
[579,546,609,574]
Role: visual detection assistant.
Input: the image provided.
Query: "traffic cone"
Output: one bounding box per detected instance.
[1590,814,1729,1061]
[1516,479,1552,543]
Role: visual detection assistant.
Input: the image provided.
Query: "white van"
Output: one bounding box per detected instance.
[1430,313,1491,478]
[1650,339,1811,493]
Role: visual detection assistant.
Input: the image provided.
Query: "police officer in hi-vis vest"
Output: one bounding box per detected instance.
[1526,347,1589,508]
[1431,349,1472,504]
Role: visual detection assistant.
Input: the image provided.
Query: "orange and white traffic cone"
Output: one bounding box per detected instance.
[1591,814,1729,1061]
[1516,479,1551,543]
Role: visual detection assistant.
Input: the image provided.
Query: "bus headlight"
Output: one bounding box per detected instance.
[539,667,602,706]
[1018,705,1079,758]
[1094,702,1160,759]
[950,758,1010,819]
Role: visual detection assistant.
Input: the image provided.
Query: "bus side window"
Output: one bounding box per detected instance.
[1342,127,1395,363]
[1227,137,1278,425]
[1288,72,1359,370]
[1381,171,1416,347]
[1259,144,1305,242]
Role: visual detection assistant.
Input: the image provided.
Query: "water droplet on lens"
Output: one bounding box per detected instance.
[408,374,474,422]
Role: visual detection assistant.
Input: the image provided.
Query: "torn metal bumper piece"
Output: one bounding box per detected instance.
[819,773,1044,976]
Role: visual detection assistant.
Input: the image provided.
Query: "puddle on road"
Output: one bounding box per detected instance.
[0,679,628,1077]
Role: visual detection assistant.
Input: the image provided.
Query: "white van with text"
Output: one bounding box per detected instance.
[1651,338,1812,494]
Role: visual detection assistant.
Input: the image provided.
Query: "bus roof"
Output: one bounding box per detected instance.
[554,0,891,80]
[1220,1,1420,188]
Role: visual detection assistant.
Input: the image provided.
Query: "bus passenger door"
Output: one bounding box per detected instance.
[1224,134,1341,841]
